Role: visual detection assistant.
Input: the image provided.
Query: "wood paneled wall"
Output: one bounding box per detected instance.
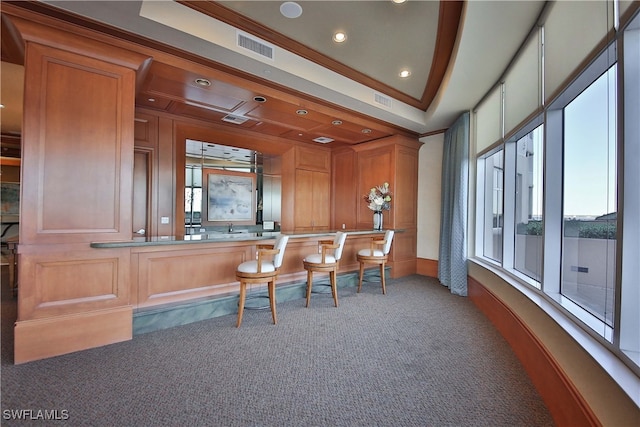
[6,11,422,363]
[10,16,148,363]
[346,135,422,277]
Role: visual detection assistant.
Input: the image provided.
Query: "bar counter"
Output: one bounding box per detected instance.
[87,229,400,313]
[90,229,392,248]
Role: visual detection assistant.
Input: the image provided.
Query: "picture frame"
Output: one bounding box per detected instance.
[1,182,20,216]
[206,169,256,224]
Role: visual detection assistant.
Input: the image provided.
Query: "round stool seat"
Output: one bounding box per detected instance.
[357,248,384,257]
[303,253,337,264]
[237,260,276,274]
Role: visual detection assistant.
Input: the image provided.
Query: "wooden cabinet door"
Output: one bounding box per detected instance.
[294,169,314,229]
[311,171,330,230]
[294,169,330,230]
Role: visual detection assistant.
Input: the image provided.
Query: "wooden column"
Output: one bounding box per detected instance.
[6,14,149,363]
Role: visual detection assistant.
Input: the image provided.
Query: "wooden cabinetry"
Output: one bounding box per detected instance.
[294,169,330,230]
[348,135,422,277]
[282,145,331,231]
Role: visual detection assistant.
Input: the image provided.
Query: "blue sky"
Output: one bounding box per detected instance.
[563,66,617,218]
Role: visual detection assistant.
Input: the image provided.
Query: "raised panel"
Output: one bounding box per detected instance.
[395,147,419,228]
[296,145,330,171]
[332,149,357,229]
[37,258,118,303]
[18,246,130,319]
[136,245,251,305]
[294,169,314,229]
[21,42,136,244]
[312,171,330,229]
[134,114,159,146]
[294,169,330,230]
[392,230,417,261]
[357,148,393,228]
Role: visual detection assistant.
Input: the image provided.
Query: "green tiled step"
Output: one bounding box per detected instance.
[133,267,389,334]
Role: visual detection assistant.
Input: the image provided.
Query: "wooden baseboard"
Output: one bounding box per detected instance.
[14,307,133,364]
[416,258,438,277]
[467,276,599,427]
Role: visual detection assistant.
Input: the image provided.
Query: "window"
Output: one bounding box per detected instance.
[561,66,617,326]
[473,8,640,379]
[481,150,504,262]
[185,166,203,228]
[513,125,544,282]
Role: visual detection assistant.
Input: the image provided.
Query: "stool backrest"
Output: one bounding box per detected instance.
[333,231,348,261]
[273,234,289,268]
[383,230,395,255]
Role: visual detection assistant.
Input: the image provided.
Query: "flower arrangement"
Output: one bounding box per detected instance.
[364,182,392,212]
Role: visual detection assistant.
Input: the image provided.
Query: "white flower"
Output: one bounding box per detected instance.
[363,182,392,212]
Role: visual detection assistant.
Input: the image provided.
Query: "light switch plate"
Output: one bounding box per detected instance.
[263,220,275,230]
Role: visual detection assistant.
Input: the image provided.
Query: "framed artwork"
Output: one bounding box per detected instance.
[0,182,20,216]
[206,169,256,223]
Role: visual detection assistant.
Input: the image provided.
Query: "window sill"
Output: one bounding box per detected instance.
[469,257,640,409]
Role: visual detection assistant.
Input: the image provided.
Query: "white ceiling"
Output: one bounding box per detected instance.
[1,1,546,136]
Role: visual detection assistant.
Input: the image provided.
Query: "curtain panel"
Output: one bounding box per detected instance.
[438,112,470,296]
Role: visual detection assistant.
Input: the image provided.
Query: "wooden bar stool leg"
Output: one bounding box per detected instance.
[358,261,365,293]
[380,262,387,295]
[305,270,313,307]
[330,269,338,307]
[237,281,246,327]
[268,280,277,324]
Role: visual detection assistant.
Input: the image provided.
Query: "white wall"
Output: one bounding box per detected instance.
[416,133,443,260]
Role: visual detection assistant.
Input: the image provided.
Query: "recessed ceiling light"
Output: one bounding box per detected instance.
[280,2,302,18]
[253,96,267,103]
[333,32,347,43]
[332,120,343,126]
[399,69,411,78]
[147,98,155,102]
[392,0,407,4]
[296,109,308,115]
[362,129,372,134]
[194,78,211,87]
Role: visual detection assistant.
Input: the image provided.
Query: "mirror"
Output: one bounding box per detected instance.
[185,140,281,233]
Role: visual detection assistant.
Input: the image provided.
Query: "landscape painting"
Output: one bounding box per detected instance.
[207,170,255,223]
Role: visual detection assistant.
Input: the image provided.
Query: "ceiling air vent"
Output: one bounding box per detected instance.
[222,114,249,125]
[313,136,334,144]
[374,92,393,109]
[237,31,275,60]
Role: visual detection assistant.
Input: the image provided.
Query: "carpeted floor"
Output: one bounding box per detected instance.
[1,268,554,426]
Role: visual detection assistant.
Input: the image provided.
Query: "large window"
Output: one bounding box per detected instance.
[475,21,640,374]
[561,66,617,326]
[514,125,544,283]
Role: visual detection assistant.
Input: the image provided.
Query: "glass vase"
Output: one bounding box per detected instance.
[373,211,383,230]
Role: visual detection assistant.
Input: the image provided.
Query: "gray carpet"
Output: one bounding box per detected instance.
[1,269,554,426]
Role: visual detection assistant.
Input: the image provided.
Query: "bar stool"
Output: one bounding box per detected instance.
[302,232,347,307]
[235,234,289,327]
[357,230,394,294]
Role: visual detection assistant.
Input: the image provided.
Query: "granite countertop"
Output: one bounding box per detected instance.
[90,229,393,248]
